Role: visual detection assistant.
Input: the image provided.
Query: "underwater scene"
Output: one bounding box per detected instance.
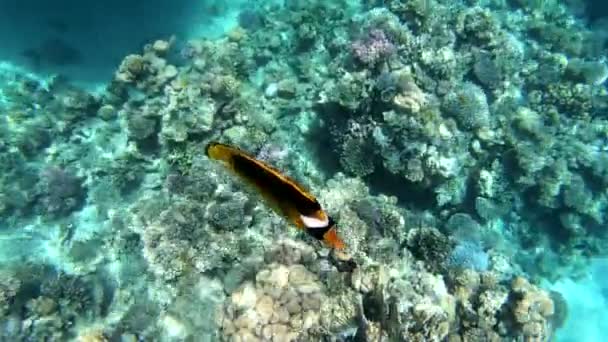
[1,0,608,341]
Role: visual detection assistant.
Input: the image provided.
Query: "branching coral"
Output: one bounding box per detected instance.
[0,264,112,342]
[135,199,221,280]
[130,172,263,281]
[0,271,20,318]
[406,227,452,273]
[39,272,95,317]
[351,29,396,66]
[338,133,377,177]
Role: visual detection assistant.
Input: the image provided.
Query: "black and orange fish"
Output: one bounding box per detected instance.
[206,142,345,250]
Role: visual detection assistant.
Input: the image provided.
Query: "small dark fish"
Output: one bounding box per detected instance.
[21,48,42,69]
[601,288,608,302]
[47,19,70,34]
[572,242,587,250]
[206,141,346,250]
[22,37,83,67]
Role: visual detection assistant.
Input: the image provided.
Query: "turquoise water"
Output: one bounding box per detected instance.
[0,0,607,341]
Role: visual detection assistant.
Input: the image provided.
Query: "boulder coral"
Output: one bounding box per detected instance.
[219,253,325,341]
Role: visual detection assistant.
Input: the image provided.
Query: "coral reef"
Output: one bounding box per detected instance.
[442,82,490,130]
[0,271,20,318]
[35,166,86,218]
[352,29,396,66]
[447,271,557,342]
[129,196,250,281]
[448,241,489,272]
[219,262,324,341]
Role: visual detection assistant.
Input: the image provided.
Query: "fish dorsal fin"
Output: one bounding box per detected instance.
[206,142,318,204]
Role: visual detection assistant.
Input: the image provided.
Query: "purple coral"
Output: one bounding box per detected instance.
[351,29,395,66]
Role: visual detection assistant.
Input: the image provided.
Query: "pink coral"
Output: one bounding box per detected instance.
[352,29,395,66]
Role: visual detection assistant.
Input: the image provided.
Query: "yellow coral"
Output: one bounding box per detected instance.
[76,330,108,342]
[115,54,146,83]
[228,27,248,42]
[210,74,241,98]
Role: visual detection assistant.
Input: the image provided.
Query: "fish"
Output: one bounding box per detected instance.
[21,37,83,69]
[205,141,345,250]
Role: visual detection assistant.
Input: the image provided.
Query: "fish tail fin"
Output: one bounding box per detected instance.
[323,227,345,250]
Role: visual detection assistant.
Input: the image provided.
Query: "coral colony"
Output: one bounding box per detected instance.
[0,0,607,341]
